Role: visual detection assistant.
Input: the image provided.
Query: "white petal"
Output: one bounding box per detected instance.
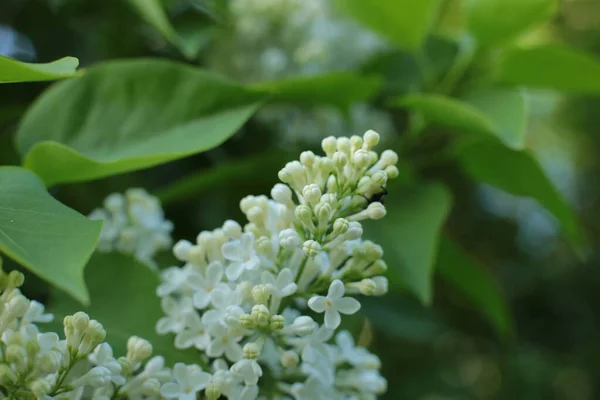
[307,296,327,313]
[335,330,355,351]
[160,382,181,398]
[324,309,341,329]
[193,290,210,309]
[226,262,244,281]
[172,363,188,383]
[190,371,211,391]
[156,318,172,334]
[206,261,223,284]
[280,282,297,297]
[277,268,294,287]
[334,297,361,315]
[222,241,243,261]
[261,271,276,285]
[207,340,225,358]
[327,279,345,299]
[241,232,255,253]
[174,331,195,349]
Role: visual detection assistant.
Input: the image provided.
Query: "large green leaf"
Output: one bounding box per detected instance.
[334,0,441,51]
[253,73,382,108]
[395,92,527,149]
[437,237,513,337]
[15,59,264,186]
[46,253,198,365]
[0,167,101,304]
[457,139,587,254]
[364,183,453,304]
[0,55,79,83]
[466,0,558,47]
[496,45,600,94]
[463,88,528,149]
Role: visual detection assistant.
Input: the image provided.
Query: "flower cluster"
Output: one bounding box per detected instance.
[0,257,172,399]
[89,188,173,269]
[208,0,393,147]
[156,131,396,399]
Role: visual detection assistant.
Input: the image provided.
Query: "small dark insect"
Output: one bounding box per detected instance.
[360,186,388,205]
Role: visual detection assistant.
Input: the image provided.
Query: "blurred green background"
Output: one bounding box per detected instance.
[2,0,600,398]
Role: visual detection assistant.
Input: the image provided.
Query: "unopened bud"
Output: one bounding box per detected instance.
[252,284,271,304]
[302,184,322,206]
[303,240,322,257]
[280,350,299,368]
[269,315,285,331]
[243,342,261,359]
[366,202,386,220]
[251,305,270,327]
[127,336,153,364]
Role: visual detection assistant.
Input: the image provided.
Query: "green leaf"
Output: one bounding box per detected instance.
[363,183,453,304]
[457,139,587,254]
[496,45,600,94]
[437,237,514,337]
[46,253,198,365]
[0,55,79,83]
[463,88,528,149]
[395,93,527,149]
[0,167,101,304]
[253,73,382,108]
[334,0,441,51]
[466,0,558,47]
[16,59,264,186]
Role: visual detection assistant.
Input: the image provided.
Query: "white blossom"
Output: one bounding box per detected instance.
[308,280,361,329]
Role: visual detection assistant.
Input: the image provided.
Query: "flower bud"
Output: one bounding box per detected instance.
[118,357,133,376]
[252,284,271,305]
[303,240,322,258]
[333,218,349,235]
[7,293,29,318]
[350,135,363,151]
[271,183,293,204]
[364,260,388,277]
[240,314,254,329]
[385,165,399,179]
[222,220,242,238]
[289,316,316,336]
[8,270,25,288]
[332,152,348,169]
[358,279,377,296]
[141,378,161,396]
[321,136,337,156]
[372,276,389,296]
[243,342,261,359]
[363,130,380,150]
[300,151,316,167]
[38,351,61,374]
[336,137,351,154]
[72,312,90,332]
[279,229,301,249]
[173,240,193,261]
[127,336,153,364]
[370,171,387,187]
[280,350,299,368]
[295,205,313,226]
[380,150,399,167]
[206,382,222,400]
[314,202,332,223]
[366,202,386,220]
[247,206,264,225]
[302,184,322,206]
[269,315,285,331]
[346,222,363,240]
[251,305,270,327]
[75,366,111,388]
[6,345,26,367]
[352,149,371,169]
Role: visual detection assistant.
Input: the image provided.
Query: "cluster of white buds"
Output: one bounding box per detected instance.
[211,0,384,82]
[209,0,393,147]
[156,131,395,399]
[0,256,173,399]
[89,188,173,269]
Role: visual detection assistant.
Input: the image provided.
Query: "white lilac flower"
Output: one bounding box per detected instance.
[22,300,53,324]
[222,232,261,280]
[189,261,229,309]
[160,363,211,400]
[174,312,211,350]
[155,296,194,335]
[207,324,244,361]
[308,280,361,329]
[89,343,125,385]
[154,131,396,398]
[89,188,173,268]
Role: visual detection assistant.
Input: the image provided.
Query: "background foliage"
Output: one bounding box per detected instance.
[2,0,600,398]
